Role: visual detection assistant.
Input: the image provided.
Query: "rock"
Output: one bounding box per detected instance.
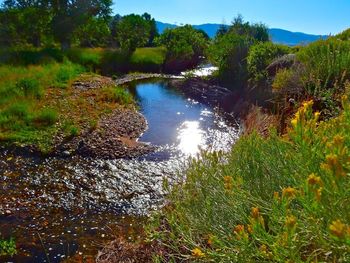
[62,150,71,157]
[5,209,12,216]
[266,54,297,77]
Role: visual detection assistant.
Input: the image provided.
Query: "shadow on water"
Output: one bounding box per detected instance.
[0,79,240,262]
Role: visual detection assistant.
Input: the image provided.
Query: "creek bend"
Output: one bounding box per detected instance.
[0,79,240,262]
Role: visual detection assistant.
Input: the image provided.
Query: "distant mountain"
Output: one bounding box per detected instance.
[156,21,328,46]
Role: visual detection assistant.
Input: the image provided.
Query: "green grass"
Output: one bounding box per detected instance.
[0,61,84,150]
[148,94,350,262]
[0,238,17,257]
[130,47,166,72]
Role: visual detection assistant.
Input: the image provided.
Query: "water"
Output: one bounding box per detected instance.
[0,79,240,262]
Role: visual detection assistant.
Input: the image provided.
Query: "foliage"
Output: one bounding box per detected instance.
[0,237,17,256]
[247,42,290,82]
[156,25,209,72]
[0,61,84,148]
[113,13,158,52]
[208,16,270,89]
[100,85,133,105]
[229,14,269,42]
[148,95,350,262]
[208,33,251,89]
[297,38,350,98]
[129,47,166,72]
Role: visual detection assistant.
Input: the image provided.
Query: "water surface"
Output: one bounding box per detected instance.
[0,79,240,262]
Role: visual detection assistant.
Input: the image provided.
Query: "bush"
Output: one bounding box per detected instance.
[65,48,102,71]
[16,77,43,98]
[0,238,17,256]
[33,108,58,127]
[297,38,350,98]
[129,47,166,72]
[101,85,133,105]
[208,33,251,89]
[247,42,290,82]
[148,94,350,262]
[156,25,209,72]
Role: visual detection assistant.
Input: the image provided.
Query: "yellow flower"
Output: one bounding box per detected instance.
[329,219,347,238]
[273,191,280,200]
[207,235,215,246]
[224,176,233,191]
[282,187,297,199]
[333,135,345,146]
[307,173,322,186]
[325,154,346,178]
[233,224,245,234]
[251,207,260,219]
[247,224,253,234]
[302,100,314,109]
[314,111,320,120]
[316,187,323,201]
[291,118,298,127]
[192,247,205,258]
[285,216,297,228]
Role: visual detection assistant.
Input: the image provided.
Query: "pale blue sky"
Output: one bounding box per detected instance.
[113,0,349,35]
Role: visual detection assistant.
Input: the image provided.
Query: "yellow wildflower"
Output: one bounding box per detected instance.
[316,187,323,201]
[224,176,233,191]
[247,224,253,234]
[282,187,297,199]
[192,247,205,258]
[251,207,260,219]
[325,154,346,178]
[207,235,215,246]
[333,135,345,146]
[329,220,347,239]
[291,118,298,127]
[314,111,320,120]
[273,191,280,201]
[302,100,314,109]
[233,224,245,234]
[307,173,322,186]
[285,216,297,229]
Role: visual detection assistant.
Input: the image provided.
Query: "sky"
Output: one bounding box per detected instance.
[113,0,350,35]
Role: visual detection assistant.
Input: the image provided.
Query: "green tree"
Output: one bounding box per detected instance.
[247,42,290,82]
[156,25,209,71]
[113,13,158,52]
[74,17,111,47]
[0,0,51,47]
[50,0,112,50]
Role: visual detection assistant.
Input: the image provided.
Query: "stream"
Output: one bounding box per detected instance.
[0,79,240,262]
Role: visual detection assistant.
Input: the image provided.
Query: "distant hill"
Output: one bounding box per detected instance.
[156,21,328,46]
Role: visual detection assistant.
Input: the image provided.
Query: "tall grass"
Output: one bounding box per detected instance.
[298,38,350,97]
[148,92,350,262]
[0,61,84,147]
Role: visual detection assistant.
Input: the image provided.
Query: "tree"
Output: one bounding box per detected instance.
[50,0,112,50]
[0,0,51,47]
[157,25,209,71]
[74,16,111,47]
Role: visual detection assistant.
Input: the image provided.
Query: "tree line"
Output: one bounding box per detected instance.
[0,0,159,51]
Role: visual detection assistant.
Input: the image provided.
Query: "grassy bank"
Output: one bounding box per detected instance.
[147,93,350,262]
[0,61,133,152]
[0,47,167,75]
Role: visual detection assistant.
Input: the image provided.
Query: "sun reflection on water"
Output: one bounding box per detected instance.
[177,121,206,155]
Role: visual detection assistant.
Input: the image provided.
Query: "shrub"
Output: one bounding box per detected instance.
[33,108,58,127]
[156,25,209,72]
[65,48,102,71]
[129,47,166,72]
[247,42,290,82]
[0,238,17,256]
[148,93,350,262]
[208,33,251,89]
[101,85,133,105]
[16,77,43,98]
[297,38,350,98]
